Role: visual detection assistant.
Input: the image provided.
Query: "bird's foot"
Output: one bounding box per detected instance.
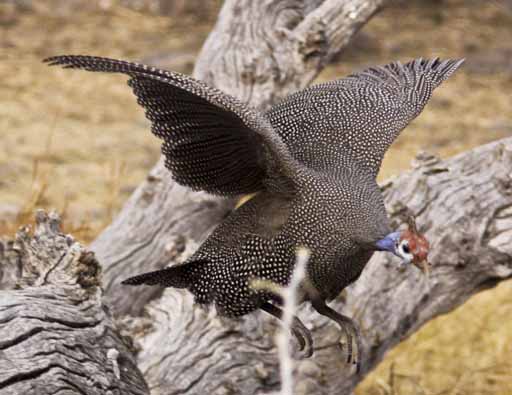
[260,301,314,359]
[336,320,362,373]
[291,320,314,358]
[309,294,363,373]
[336,325,353,363]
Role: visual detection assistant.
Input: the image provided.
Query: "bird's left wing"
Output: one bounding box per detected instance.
[45,55,295,196]
[266,58,464,177]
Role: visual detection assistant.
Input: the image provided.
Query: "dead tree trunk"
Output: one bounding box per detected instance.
[2,140,510,395]
[0,211,149,395]
[84,1,511,394]
[3,0,511,394]
[130,139,512,395]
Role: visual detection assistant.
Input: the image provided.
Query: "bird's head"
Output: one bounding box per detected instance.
[376,216,430,274]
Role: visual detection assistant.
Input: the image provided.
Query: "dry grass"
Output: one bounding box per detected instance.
[0,1,212,239]
[1,0,511,393]
[359,281,512,395]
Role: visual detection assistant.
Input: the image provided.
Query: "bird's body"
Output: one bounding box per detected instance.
[185,166,389,316]
[46,55,463,367]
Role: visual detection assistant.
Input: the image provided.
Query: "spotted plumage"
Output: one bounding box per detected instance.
[45,55,463,368]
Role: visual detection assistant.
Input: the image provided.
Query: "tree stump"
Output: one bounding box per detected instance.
[0,211,149,395]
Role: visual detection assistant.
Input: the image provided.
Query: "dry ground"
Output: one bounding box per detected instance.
[1,1,511,394]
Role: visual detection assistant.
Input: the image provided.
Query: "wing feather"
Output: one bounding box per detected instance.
[45,55,295,196]
[266,58,464,177]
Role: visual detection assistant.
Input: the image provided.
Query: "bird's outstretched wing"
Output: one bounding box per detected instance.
[266,58,464,177]
[45,55,295,196]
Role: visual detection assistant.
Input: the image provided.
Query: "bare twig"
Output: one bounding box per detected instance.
[278,248,310,395]
[250,248,310,395]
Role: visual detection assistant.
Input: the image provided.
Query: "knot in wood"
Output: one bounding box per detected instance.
[15,210,101,290]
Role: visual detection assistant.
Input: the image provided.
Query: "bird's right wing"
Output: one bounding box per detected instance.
[45,55,295,196]
[266,58,464,177]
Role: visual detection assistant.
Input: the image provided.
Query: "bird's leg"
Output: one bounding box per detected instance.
[309,292,362,373]
[260,301,314,358]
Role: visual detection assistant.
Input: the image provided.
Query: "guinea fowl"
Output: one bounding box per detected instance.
[45,55,463,370]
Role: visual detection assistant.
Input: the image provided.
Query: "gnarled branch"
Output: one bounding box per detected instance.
[0,211,149,395]
[134,139,512,395]
[8,1,510,394]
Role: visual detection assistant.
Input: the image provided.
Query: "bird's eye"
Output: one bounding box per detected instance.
[402,243,410,254]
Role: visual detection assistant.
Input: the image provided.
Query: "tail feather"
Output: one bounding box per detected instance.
[122,260,205,288]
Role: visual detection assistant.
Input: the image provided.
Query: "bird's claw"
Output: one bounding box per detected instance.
[291,326,314,358]
[309,295,363,372]
[336,323,362,373]
[337,328,354,363]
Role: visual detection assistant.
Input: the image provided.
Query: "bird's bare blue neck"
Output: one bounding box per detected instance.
[375,231,400,252]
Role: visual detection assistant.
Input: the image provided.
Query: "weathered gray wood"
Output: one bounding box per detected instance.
[91,0,386,317]
[0,211,149,395]
[84,1,512,393]
[36,1,511,394]
[0,238,24,290]
[134,138,512,395]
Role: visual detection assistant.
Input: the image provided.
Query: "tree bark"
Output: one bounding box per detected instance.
[2,141,510,395]
[129,138,512,395]
[0,211,149,395]
[4,1,510,394]
[90,0,386,317]
[86,1,511,393]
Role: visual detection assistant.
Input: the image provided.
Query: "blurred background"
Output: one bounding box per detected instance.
[1,0,511,394]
